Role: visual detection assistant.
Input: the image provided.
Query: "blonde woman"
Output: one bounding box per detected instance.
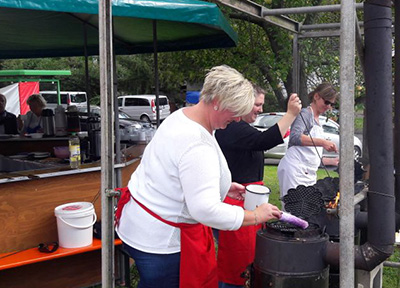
[116,65,281,288]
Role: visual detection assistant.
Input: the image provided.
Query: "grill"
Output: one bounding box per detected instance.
[251,178,341,288]
[265,221,322,239]
[314,177,340,201]
[253,222,329,288]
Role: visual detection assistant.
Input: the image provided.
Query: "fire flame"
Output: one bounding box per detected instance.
[327,192,340,209]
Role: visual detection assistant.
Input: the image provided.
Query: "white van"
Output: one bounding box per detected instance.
[118,95,170,123]
[40,91,88,111]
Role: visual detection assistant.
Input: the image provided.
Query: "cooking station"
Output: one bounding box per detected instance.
[249,176,349,287]
[0,141,146,288]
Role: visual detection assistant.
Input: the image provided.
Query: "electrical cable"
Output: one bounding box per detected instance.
[298,111,331,178]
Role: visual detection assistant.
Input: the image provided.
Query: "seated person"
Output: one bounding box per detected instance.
[0,93,18,134]
[18,94,47,134]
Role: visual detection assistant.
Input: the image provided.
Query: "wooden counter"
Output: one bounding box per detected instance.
[0,144,146,287]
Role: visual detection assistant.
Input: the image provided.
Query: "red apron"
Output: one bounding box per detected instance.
[115,187,218,288]
[217,181,263,286]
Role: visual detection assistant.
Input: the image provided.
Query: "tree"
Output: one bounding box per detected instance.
[156,0,365,110]
[0,0,365,112]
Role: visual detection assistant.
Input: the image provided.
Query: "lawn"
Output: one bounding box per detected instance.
[263,164,338,209]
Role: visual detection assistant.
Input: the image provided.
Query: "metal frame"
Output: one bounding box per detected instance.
[214,1,362,288]
[98,1,393,288]
[0,70,72,105]
[212,0,300,33]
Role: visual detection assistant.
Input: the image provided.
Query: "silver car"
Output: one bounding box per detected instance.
[252,112,362,160]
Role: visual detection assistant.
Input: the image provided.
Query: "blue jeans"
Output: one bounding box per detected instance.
[123,243,180,288]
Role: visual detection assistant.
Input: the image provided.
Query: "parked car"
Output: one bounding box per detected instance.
[117,95,170,123]
[76,105,155,142]
[40,91,88,111]
[251,112,362,160]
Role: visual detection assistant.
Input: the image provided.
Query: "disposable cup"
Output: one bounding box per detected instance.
[244,184,271,210]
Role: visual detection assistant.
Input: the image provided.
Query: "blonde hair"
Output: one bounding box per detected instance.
[308,82,338,103]
[27,94,47,108]
[200,65,254,117]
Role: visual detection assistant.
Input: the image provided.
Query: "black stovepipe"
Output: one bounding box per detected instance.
[325,236,394,271]
[325,0,395,272]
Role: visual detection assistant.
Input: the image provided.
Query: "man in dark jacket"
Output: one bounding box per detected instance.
[0,93,18,134]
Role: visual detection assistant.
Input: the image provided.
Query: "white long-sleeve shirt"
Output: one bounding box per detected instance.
[116,109,244,254]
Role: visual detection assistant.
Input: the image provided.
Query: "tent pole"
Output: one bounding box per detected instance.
[153,20,160,128]
[339,0,355,287]
[83,23,93,162]
[84,24,91,115]
[99,0,116,287]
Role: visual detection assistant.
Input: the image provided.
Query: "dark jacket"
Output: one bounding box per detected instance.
[215,121,283,184]
[0,111,18,134]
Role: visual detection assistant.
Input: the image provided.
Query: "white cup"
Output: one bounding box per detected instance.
[244,184,271,210]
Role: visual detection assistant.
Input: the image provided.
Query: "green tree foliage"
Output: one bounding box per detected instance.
[0,0,366,111]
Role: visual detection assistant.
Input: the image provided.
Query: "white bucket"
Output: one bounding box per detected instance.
[54,202,97,248]
[244,184,271,211]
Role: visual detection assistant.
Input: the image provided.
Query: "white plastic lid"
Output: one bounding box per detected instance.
[54,202,93,216]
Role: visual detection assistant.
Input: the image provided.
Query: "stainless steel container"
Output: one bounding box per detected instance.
[42,108,55,137]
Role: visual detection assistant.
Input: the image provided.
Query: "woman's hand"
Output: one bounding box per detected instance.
[278,93,301,138]
[323,140,338,153]
[287,93,302,117]
[323,156,339,166]
[242,203,281,226]
[255,203,282,222]
[227,182,245,201]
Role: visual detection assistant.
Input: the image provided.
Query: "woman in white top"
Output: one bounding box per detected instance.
[116,65,282,288]
[277,82,340,206]
[18,93,46,134]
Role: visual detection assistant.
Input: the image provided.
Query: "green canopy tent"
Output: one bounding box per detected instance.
[0,0,238,126]
[0,0,237,59]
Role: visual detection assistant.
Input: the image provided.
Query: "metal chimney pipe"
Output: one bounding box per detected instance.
[394,0,400,230]
[364,0,394,250]
[325,0,395,271]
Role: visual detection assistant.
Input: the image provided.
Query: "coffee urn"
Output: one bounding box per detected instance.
[42,108,55,137]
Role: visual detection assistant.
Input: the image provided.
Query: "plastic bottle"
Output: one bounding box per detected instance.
[69,132,81,169]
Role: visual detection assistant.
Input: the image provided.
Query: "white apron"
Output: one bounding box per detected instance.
[277,117,324,205]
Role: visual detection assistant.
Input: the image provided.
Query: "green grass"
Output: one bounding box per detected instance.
[355,117,364,134]
[383,249,400,288]
[263,164,338,209]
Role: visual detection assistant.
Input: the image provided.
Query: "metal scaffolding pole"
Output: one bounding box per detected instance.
[262,3,363,16]
[302,22,363,30]
[213,0,300,33]
[339,1,356,287]
[292,33,300,93]
[99,0,116,287]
